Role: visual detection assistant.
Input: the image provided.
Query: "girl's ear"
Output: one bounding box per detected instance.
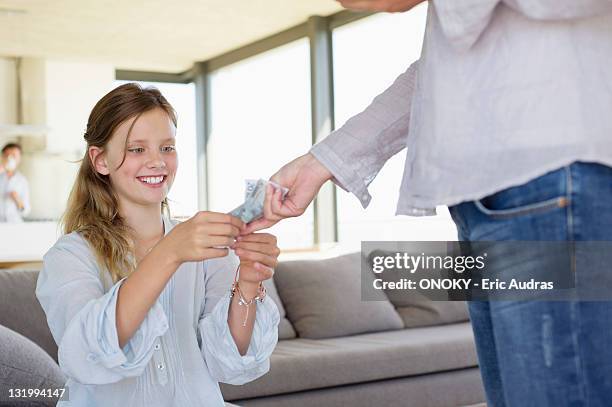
[88,146,110,175]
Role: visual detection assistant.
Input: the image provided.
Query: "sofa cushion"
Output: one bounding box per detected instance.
[0,324,66,406]
[0,269,59,362]
[395,301,469,329]
[367,251,470,328]
[220,322,478,400]
[273,253,403,339]
[262,278,296,340]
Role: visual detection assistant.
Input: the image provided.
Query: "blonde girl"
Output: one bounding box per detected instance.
[36,83,280,406]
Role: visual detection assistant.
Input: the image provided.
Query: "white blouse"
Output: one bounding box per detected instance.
[35,215,280,407]
[311,0,612,216]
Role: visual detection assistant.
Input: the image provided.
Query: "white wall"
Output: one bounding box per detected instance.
[0,58,18,147]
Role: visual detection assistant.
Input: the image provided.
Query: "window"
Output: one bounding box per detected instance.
[207,39,314,250]
[114,80,198,218]
[332,5,458,248]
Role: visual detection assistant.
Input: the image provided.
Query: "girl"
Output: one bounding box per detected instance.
[35,83,280,406]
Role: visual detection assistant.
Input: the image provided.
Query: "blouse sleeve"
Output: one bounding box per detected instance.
[35,241,170,385]
[310,60,418,209]
[197,253,280,385]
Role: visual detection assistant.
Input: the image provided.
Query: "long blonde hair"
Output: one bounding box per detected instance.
[62,83,177,285]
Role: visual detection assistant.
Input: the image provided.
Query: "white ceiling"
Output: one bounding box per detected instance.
[0,0,344,72]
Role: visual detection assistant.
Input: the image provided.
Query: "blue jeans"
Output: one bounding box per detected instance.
[448,161,612,407]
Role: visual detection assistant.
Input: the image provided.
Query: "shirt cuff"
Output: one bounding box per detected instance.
[199,290,280,385]
[310,140,372,209]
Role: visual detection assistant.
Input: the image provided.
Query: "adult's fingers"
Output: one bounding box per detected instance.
[273,190,306,218]
[263,184,284,222]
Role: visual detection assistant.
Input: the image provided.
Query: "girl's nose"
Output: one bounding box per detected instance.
[146,153,166,169]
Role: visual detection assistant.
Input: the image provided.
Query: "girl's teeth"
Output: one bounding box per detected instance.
[141,176,164,184]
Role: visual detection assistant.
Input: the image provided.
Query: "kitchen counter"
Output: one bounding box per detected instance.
[0,221,61,266]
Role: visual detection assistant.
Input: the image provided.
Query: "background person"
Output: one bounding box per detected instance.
[0,142,31,222]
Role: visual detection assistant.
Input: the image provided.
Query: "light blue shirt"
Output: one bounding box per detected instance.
[35,215,280,407]
[0,171,30,222]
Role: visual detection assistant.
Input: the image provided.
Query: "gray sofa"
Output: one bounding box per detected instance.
[0,253,485,407]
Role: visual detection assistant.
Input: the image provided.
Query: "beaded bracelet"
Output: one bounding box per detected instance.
[229,264,266,327]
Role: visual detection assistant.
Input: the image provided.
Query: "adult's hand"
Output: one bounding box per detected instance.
[336,0,426,12]
[241,153,332,234]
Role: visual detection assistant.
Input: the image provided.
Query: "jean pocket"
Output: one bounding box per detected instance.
[474,195,568,219]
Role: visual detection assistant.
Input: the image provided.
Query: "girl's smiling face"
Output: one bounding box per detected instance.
[90,107,178,210]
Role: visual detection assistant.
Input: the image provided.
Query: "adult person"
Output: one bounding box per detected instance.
[0,142,31,222]
[243,1,612,405]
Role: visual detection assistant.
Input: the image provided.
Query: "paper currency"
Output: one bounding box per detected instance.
[229,179,288,223]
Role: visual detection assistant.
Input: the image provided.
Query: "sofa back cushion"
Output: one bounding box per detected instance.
[366,251,469,328]
[0,269,59,361]
[273,253,404,339]
[262,278,296,340]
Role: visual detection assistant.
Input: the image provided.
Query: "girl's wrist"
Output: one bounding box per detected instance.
[151,239,181,270]
[237,279,262,298]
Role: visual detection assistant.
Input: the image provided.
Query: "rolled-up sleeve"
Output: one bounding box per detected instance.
[198,254,280,385]
[310,60,418,209]
[35,244,169,385]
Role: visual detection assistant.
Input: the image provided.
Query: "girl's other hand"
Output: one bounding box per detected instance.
[161,211,244,265]
[231,233,278,290]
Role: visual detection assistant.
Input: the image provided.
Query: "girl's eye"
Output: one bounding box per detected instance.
[161,145,176,153]
[128,147,145,153]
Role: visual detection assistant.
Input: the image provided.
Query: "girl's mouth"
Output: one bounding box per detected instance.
[137,175,167,188]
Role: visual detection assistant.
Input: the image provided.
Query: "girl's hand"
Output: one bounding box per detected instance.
[160,211,244,265]
[231,233,279,289]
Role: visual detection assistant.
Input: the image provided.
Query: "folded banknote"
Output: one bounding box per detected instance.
[229,179,289,223]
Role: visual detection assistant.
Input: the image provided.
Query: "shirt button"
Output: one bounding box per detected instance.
[154,343,161,351]
[157,363,165,370]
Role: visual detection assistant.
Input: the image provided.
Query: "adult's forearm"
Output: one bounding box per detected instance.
[115,244,179,349]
